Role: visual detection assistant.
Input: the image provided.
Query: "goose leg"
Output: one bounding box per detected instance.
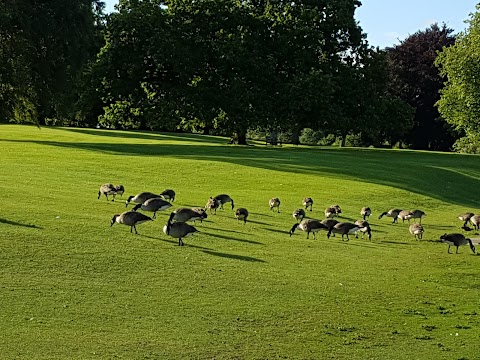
[447,245,451,254]
[112,193,116,202]
[134,225,138,234]
[456,246,459,254]
[313,232,317,240]
[306,232,310,239]
[153,212,157,219]
[130,226,133,233]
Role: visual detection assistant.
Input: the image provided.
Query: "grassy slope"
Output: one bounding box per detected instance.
[0,125,479,359]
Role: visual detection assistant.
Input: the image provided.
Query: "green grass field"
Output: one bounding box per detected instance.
[0,124,479,359]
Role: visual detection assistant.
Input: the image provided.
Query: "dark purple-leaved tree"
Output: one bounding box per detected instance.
[386,23,457,151]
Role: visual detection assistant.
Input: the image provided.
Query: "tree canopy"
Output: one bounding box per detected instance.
[436,5,480,152]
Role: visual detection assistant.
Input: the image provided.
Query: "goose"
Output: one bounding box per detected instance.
[170,207,208,223]
[205,197,219,214]
[293,209,306,223]
[469,214,480,230]
[110,211,153,234]
[360,207,372,220]
[324,206,338,219]
[331,205,342,215]
[440,233,476,254]
[98,183,117,201]
[410,209,426,224]
[409,223,424,240]
[303,197,313,211]
[354,220,372,240]
[163,213,198,246]
[269,198,281,213]
[214,194,234,210]
[235,208,249,224]
[321,219,339,233]
[132,197,172,219]
[327,222,360,241]
[115,185,125,197]
[378,209,402,224]
[125,192,159,207]
[398,210,414,223]
[458,212,474,227]
[289,219,328,239]
[160,189,176,202]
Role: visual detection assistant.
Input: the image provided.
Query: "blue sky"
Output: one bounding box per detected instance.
[103,0,479,48]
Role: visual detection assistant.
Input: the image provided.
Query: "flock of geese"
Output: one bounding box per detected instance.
[99,183,478,254]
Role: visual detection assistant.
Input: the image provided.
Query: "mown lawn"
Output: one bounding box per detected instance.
[0,124,479,359]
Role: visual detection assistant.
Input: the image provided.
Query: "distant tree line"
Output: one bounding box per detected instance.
[1,1,479,152]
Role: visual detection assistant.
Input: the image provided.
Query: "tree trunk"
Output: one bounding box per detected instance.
[340,134,347,147]
[236,130,247,145]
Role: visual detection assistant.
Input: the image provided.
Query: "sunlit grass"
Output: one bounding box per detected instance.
[0,124,479,359]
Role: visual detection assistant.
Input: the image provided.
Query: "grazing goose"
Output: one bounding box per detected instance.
[409,223,424,240]
[321,219,339,234]
[354,220,372,240]
[303,197,314,211]
[214,194,234,210]
[398,210,414,223]
[378,209,402,224]
[324,206,338,219]
[331,205,342,215]
[269,198,281,213]
[98,183,117,201]
[205,197,219,214]
[170,207,208,223]
[163,213,198,246]
[125,192,159,207]
[360,207,372,221]
[110,211,152,234]
[293,209,306,223]
[132,198,172,219]
[327,222,360,241]
[458,212,474,227]
[160,189,176,202]
[410,209,426,224]
[235,208,249,224]
[469,214,480,230]
[115,185,125,197]
[289,219,328,239]
[440,233,476,254]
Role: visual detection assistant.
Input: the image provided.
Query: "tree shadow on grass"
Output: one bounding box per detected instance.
[201,250,266,263]
[3,135,480,208]
[0,218,42,229]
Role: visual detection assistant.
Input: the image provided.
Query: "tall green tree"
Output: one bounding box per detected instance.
[386,23,456,151]
[436,5,480,153]
[0,0,105,124]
